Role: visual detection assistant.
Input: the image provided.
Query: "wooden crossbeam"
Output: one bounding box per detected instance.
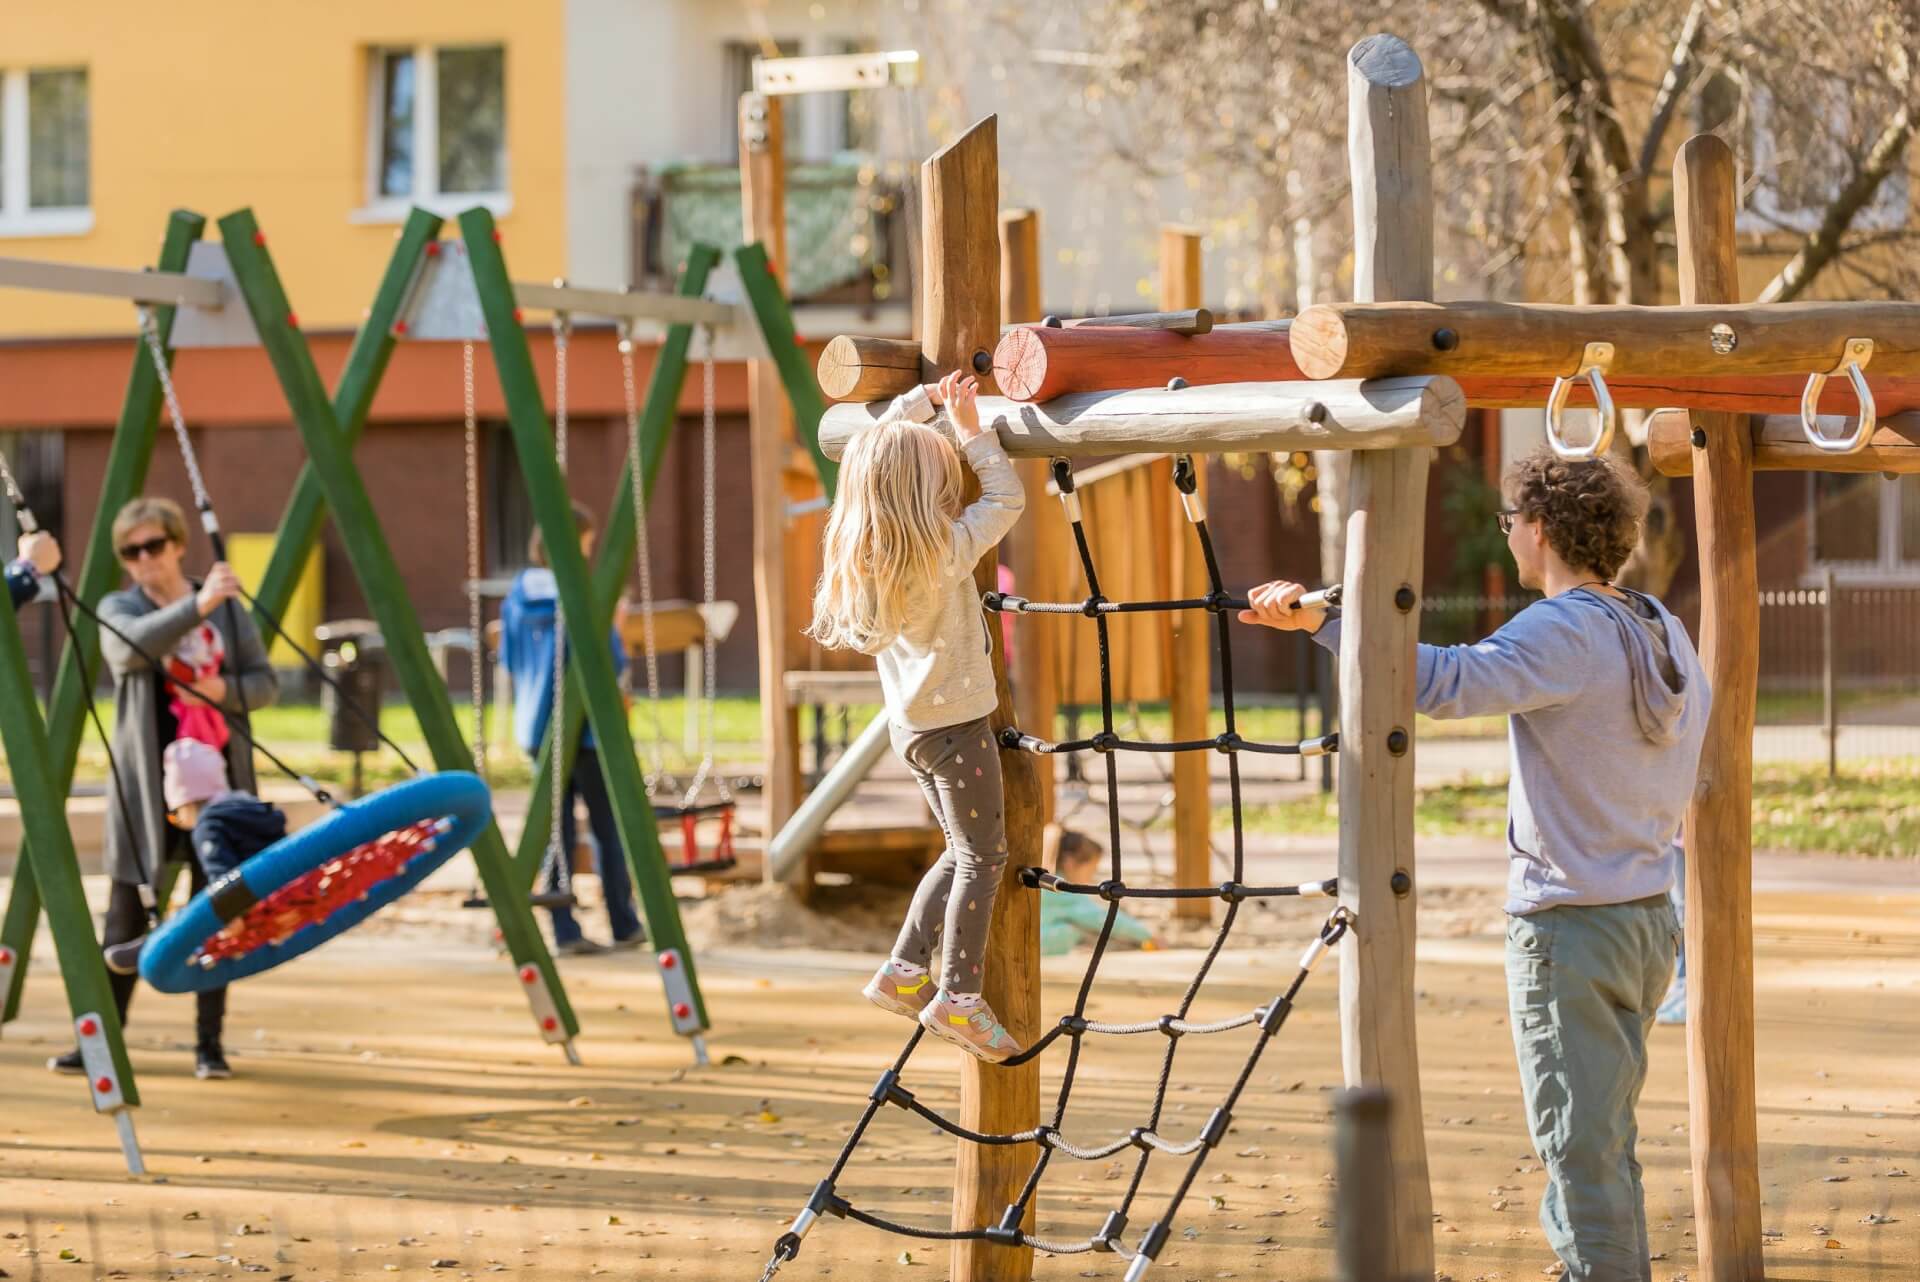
[511,279,738,329]
[993,320,1296,401]
[1647,407,1920,474]
[1290,298,1920,380]
[817,376,1464,460]
[0,253,226,308]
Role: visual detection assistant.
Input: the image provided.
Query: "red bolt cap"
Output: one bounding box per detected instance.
[95,1076,113,1094]
[492,229,503,243]
[660,953,676,970]
[426,241,442,257]
[673,1002,691,1019]
[286,312,300,328]
[0,947,13,964]
[393,320,409,336]
[519,965,538,984]
[253,231,267,247]
[541,1016,558,1032]
[79,1017,98,1036]
[513,308,524,323]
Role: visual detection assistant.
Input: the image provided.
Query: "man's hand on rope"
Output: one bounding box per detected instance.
[17,530,60,576]
[196,562,243,618]
[1238,580,1329,634]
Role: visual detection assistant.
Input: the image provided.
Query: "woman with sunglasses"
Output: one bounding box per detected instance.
[46,496,277,1082]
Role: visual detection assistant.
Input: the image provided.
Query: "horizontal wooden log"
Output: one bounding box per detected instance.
[994,320,1300,401]
[1292,300,1920,380]
[1059,307,1213,335]
[1647,407,1920,475]
[817,334,923,402]
[818,375,1465,460]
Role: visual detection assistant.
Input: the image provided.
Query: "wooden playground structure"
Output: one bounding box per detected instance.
[0,23,1912,1282]
[783,27,1920,1282]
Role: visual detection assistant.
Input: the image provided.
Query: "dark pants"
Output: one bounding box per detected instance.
[104,860,227,1045]
[545,746,643,946]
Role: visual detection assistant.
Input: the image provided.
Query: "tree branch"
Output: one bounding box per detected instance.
[1637,0,1710,177]
[1756,103,1915,302]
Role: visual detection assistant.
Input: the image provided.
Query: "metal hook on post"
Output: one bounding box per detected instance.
[1799,337,1876,455]
[1544,340,1617,461]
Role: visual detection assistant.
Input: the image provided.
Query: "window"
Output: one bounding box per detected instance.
[360,44,507,220]
[1738,82,1908,235]
[1809,473,1920,578]
[0,67,91,237]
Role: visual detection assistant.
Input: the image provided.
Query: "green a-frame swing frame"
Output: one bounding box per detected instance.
[0,204,828,1167]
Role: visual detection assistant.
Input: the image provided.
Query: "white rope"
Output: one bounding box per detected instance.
[136,307,216,531]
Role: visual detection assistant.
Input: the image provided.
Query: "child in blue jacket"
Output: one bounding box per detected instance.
[500,501,644,955]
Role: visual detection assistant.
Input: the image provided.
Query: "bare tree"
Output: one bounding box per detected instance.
[986,0,1920,595]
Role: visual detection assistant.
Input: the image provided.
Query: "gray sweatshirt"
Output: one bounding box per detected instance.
[861,388,1026,731]
[1314,587,1709,914]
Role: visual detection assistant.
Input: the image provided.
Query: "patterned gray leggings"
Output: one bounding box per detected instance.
[888,716,1008,994]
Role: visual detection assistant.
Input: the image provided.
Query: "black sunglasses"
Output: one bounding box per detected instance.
[1495,509,1521,535]
[117,535,173,562]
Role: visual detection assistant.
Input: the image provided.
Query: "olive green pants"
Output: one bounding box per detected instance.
[1506,895,1680,1282]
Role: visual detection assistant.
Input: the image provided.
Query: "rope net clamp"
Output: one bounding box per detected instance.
[1172,454,1206,522]
[1052,457,1083,522]
[1092,1210,1129,1253]
[1300,733,1338,758]
[985,1204,1027,1246]
[1800,337,1877,454]
[1125,1221,1172,1281]
[1544,339,1617,461]
[1300,905,1356,972]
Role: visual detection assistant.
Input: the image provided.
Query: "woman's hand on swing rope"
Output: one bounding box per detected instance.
[196,562,242,618]
[1238,580,1328,634]
[17,530,60,576]
[937,372,984,443]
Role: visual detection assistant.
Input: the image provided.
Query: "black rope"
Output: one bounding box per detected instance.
[232,581,421,773]
[756,454,1350,1280]
[53,577,336,808]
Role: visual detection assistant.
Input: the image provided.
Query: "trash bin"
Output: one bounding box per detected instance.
[315,619,385,755]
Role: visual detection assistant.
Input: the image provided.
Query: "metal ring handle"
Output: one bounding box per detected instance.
[1544,342,1617,461]
[1800,339,1876,455]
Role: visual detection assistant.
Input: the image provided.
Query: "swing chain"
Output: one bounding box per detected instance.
[619,322,673,795]
[683,324,728,807]
[546,313,572,897]
[463,339,487,781]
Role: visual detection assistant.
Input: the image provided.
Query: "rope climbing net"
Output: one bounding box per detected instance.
[760,453,1352,1282]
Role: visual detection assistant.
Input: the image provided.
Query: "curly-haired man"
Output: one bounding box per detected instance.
[1244,450,1709,1282]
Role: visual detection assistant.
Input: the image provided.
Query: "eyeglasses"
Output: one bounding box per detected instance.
[117,535,173,562]
[1495,509,1521,535]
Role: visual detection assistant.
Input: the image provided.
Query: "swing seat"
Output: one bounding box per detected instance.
[656,798,737,875]
[140,772,492,995]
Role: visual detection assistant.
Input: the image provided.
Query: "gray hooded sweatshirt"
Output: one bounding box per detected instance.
[1315,587,1709,914]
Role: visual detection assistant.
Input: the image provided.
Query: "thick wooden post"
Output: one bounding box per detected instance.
[999,209,1058,830]
[1674,133,1765,1282]
[1336,34,1436,1280]
[934,119,1042,1282]
[1160,225,1213,919]
[741,90,804,856]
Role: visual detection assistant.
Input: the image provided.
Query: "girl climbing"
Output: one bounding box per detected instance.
[808,371,1027,1063]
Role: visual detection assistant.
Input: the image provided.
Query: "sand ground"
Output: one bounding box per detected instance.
[2,839,1915,1282]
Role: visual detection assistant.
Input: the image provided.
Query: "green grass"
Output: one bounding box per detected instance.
[1218,760,1920,857]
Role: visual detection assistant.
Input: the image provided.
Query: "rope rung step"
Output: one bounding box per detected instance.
[1021,868,1338,901]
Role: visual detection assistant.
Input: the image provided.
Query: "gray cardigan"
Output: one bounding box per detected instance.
[98,584,278,887]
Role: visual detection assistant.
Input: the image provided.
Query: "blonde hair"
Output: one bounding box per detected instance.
[112,497,188,549]
[808,417,963,653]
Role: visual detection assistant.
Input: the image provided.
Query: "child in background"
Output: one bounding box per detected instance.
[1039,826,1158,957]
[808,371,1028,1063]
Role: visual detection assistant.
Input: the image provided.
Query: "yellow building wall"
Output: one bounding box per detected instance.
[0,1,566,338]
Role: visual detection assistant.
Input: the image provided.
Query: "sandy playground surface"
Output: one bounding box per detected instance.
[2,838,1916,1282]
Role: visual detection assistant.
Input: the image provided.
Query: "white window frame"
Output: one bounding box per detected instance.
[1805,473,1920,585]
[352,43,510,225]
[1739,82,1909,236]
[0,67,94,239]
